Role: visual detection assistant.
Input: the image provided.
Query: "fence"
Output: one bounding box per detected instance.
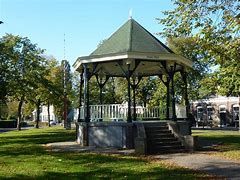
[76,104,165,121]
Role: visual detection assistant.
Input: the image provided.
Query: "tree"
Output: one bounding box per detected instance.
[158,0,240,96]
[43,59,63,126]
[136,77,158,107]
[49,63,65,121]
[0,34,46,130]
[0,35,16,119]
[167,37,211,100]
[61,60,73,128]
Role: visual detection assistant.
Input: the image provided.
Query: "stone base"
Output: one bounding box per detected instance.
[76,122,134,148]
[76,120,196,153]
[168,120,198,151]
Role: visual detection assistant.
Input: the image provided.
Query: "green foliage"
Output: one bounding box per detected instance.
[149,80,166,107]
[48,61,66,120]
[158,0,240,97]
[0,34,67,128]
[137,77,158,106]
[0,101,8,119]
[167,37,210,100]
[113,77,128,103]
[6,101,19,119]
[0,34,48,128]
[199,73,218,97]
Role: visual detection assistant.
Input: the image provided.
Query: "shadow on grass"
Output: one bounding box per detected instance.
[0,127,217,179]
[193,130,240,152]
[0,152,209,179]
[0,169,205,180]
[0,128,75,157]
[0,132,75,145]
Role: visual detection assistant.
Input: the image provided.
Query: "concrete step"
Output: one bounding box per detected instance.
[148,147,186,154]
[145,126,169,131]
[147,134,178,141]
[143,121,185,154]
[150,144,184,149]
[146,133,175,138]
[148,141,182,146]
[145,129,172,134]
[143,122,168,127]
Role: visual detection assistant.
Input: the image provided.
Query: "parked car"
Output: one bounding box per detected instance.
[50,120,57,125]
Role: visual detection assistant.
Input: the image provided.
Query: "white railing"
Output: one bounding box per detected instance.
[135,106,164,119]
[76,104,165,121]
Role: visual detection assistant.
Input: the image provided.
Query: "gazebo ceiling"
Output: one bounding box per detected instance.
[73,18,193,77]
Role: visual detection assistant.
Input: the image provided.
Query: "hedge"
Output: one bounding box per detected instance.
[0,120,17,128]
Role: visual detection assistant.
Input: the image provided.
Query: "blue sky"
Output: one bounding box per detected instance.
[0,0,174,65]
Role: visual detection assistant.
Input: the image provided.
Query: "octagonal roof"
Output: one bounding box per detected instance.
[90,19,173,56]
[73,19,192,76]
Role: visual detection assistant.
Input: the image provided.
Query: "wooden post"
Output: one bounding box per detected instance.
[83,64,90,123]
[159,75,170,120]
[78,72,83,122]
[181,70,190,119]
[170,66,176,121]
[127,64,132,122]
[133,87,136,121]
[117,60,141,122]
[130,76,142,121]
[166,77,170,119]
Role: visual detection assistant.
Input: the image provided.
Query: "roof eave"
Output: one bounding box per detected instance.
[73,51,193,72]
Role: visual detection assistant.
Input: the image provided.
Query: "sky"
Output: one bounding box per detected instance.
[0,0,174,66]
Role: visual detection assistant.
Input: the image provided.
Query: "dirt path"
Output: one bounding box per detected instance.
[154,152,240,180]
[45,141,240,179]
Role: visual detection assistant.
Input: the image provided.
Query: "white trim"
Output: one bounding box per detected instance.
[73,52,193,72]
[80,54,128,64]
[127,52,192,67]
[233,104,239,108]
[192,97,239,104]
[219,105,227,113]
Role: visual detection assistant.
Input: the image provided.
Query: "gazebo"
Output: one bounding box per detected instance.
[73,18,196,154]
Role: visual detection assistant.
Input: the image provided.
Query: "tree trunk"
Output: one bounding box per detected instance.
[36,99,41,128]
[143,99,147,108]
[17,96,24,131]
[47,101,51,127]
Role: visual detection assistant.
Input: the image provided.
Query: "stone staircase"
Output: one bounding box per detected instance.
[144,122,185,154]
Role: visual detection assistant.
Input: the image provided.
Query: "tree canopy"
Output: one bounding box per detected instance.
[0,34,65,129]
[158,0,240,96]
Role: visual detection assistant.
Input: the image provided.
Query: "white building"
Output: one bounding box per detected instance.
[32,105,57,122]
[191,96,239,127]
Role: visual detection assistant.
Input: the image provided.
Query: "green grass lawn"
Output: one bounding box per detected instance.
[192,129,240,161]
[0,127,213,179]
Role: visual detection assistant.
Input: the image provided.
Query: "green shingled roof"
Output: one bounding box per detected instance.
[91,19,173,56]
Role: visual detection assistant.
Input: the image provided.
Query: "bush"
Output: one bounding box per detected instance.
[7,115,17,120]
[20,121,28,127]
[0,120,17,128]
[28,121,49,127]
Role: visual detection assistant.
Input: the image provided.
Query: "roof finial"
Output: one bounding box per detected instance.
[129,9,132,19]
